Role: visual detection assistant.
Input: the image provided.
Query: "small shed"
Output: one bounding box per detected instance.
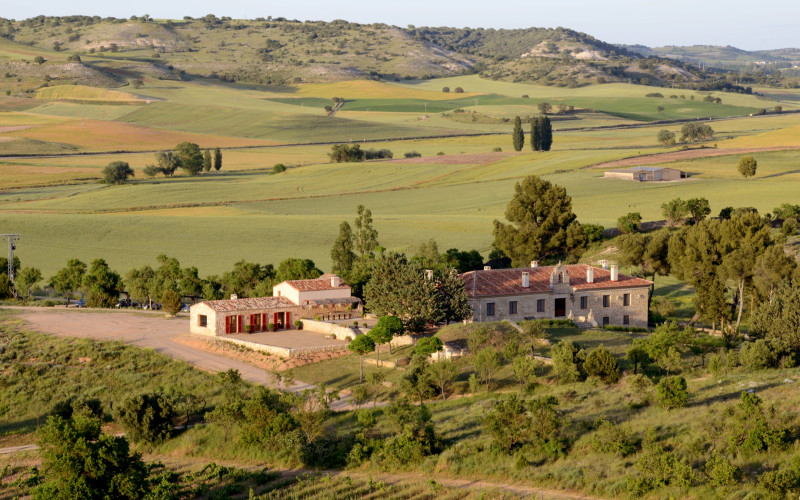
[604,166,686,182]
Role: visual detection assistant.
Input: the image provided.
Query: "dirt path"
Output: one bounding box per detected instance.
[5,307,323,396]
[592,145,800,169]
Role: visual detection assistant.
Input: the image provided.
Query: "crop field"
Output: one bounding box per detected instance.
[35,84,144,103]
[1,74,800,278]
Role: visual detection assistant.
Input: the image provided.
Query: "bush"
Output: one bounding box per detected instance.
[591,418,637,457]
[33,56,45,64]
[364,148,393,160]
[161,289,182,315]
[492,147,502,152]
[454,87,464,93]
[584,346,621,383]
[272,163,287,173]
[655,376,688,410]
[329,144,365,162]
[759,457,800,498]
[441,87,450,93]
[645,92,664,98]
[113,392,175,444]
[704,453,741,486]
[143,165,160,178]
[656,129,676,145]
[739,339,778,371]
[404,151,421,158]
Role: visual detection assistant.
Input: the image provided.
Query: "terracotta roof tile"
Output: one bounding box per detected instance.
[197,296,296,313]
[281,275,349,292]
[460,264,652,298]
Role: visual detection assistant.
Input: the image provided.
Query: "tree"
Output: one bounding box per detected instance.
[330,221,356,275]
[401,354,436,404]
[364,252,442,333]
[349,334,375,382]
[625,344,651,375]
[50,259,86,306]
[511,355,538,391]
[655,376,688,410]
[662,198,688,226]
[434,268,472,324]
[82,258,121,308]
[492,175,578,265]
[617,212,642,234]
[737,156,757,179]
[275,258,322,282]
[657,129,676,145]
[530,117,542,151]
[202,149,212,172]
[685,197,711,224]
[540,115,553,151]
[538,102,552,114]
[483,394,561,454]
[354,205,379,257]
[142,165,159,178]
[752,246,796,304]
[15,266,42,299]
[584,345,621,383]
[751,278,800,355]
[368,315,403,355]
[155,151,179,176]
[680,122,714,142]
[174,142,203,175]
[102,161,135,185]
[329,144,365,162]
[512,116,524,151]
[415,336,443,357]
[161,289,182,315]
[429,360,458,399]
[113,392,175,445]
[473,347,502,391]
[35,414,149,500]
[551,340,585,384]
[213,147,222,171]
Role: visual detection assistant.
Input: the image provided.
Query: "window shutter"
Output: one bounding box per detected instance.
[225,316,230,334]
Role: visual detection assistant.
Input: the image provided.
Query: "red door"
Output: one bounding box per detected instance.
[273,313,279,330]
[237,315,243,333]
[225,316,230,334]
[286,312,291,329]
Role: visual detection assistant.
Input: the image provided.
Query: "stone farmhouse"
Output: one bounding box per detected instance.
[189,274,362,336]
[460,262,652,328]
[604,166,686,182]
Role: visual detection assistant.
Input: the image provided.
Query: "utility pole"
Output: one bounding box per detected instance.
[1,234,20,298]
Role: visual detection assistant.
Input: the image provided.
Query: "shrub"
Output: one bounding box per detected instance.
[272,163,287,173]
[143,165,160,178]
[454,87,464,93]
[655,376,688,410]
[33,56,45,64]
[645,92,664,98]
[591,418,637,457]
[492,147,502,152]
[584,346,621,383]
[704,453,741,486]
[161,289,182,315]
[656,129,676,145]
[739,339,777,371]
[113,392,175,444]
[404,151,421,158]
[364,148,393,160]
[759,457,800,498]
[329,144,365,162]
[441,86,450,93]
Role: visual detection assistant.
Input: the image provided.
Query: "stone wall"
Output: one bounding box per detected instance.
[301,319,358,340]
[469,286,649,328]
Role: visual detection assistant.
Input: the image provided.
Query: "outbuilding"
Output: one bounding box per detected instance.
[604,166,686,182]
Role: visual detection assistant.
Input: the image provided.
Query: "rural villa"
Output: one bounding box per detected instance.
[460,262,652,328]
[189,274,362,336]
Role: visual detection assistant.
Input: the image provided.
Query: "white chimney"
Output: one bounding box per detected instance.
[522,271,530,288]
[230,294,238,300]
[330,276,343,287]
[530,260,539,268]
[425,269,434,280]
[483,266,491,271]
[610,265,619,282]
[586,267,594,284]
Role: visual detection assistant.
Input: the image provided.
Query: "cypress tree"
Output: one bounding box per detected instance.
[213,147,222,171]
[202,149,212,172]
[541,116,553,151]
[512,116,524,151]
[531,117,542,151]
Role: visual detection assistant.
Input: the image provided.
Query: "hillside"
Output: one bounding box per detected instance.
[0,15,730,89]
[621,44,800,74]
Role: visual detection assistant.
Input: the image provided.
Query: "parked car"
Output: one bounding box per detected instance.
[180,303,190,313]
[75,298,85,308]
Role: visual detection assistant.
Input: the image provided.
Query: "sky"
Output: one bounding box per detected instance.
[4,0,798,51]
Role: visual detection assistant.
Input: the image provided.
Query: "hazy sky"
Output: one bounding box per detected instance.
[5,0,798,50]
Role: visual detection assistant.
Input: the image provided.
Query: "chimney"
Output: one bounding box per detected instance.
[586,267,594,284]
[230,294,238,300]
[610,265,619,282]
[483,266,491,271]
[521,271,530,288]
[530,260,539,268]
[425,269,434,281]
[330,276,343,287]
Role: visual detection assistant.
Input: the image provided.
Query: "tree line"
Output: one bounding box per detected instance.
[102,143,224,185]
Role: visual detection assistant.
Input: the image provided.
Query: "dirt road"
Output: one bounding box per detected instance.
[8,307,318,394]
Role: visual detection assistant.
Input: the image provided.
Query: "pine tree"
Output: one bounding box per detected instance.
[213,147,222,171]
[203,149,212,172]
[541,115,553,151]
[512,116,524,151]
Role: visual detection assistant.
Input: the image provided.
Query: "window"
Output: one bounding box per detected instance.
[486,302,495,316]
[557,273,563,283]
[623,315,630,325]
[509,301,517,315]
[602,316,609,326]
[537,299,545,313]
[580,296,587,309]
[623,293,630,306]
[603,295,610,308]
[198,315,207,327]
